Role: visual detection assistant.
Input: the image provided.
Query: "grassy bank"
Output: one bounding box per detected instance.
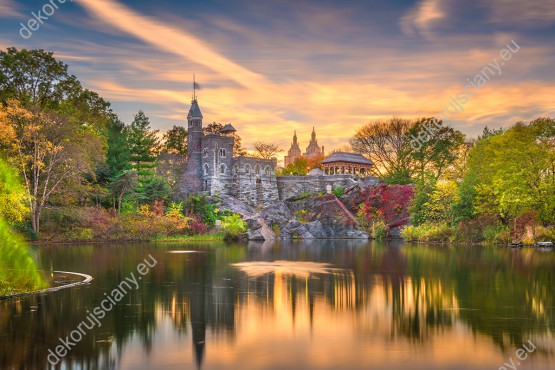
[154,233,226,243]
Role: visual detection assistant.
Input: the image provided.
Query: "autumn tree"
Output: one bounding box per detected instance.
[0,100,104,234]
[350,118,415,183]
[254,141,283,159]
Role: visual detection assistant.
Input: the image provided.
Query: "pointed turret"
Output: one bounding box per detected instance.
[188,99,203,120]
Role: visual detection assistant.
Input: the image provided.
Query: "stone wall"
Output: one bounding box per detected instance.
[276,175,359,200]
[229,156,279,208]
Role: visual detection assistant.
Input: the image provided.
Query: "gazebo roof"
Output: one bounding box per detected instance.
[321,152,374,166]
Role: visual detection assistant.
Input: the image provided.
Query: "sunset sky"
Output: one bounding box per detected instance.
[1,0,554,152]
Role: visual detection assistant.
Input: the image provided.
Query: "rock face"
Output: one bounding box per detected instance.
[217,193,369,240]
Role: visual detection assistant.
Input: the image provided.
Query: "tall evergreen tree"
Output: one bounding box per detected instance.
[129,111,160,194]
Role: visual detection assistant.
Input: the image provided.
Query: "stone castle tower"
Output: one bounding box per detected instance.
[184,99,204,192]
[182,98,279,206]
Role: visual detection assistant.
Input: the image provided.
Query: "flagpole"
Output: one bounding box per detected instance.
[193,74,196,100]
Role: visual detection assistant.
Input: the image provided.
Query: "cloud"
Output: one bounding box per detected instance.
[400,0,446,37]
[78,0,268,88]
[489,0,555,25]
[0,0,21,18]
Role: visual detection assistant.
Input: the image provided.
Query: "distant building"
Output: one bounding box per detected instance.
[284,131,302,166]
[284,127,325,166]
[304,127,324,159]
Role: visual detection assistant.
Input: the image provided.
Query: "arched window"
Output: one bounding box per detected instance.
[234,165,239,175]
[220,164,227,175]
[220,148,226,158]
[245,164,251,175]
[254,165,261,175]
[203,164,209,176]
[264,166,271,176]
[203,148,208,157]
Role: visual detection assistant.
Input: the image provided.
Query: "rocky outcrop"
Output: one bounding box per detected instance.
[217,193,369,240]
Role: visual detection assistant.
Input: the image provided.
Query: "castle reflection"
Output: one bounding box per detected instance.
[1,240,555,370]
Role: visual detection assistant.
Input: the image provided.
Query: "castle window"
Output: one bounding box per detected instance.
[264,166,271,176]
[245,164,251,175]
[203,148,208,157]
[220,148,226,158]
[254,165,261,175]
[234,165,239,175]
[220,164,227,175]
[203,164,209,175]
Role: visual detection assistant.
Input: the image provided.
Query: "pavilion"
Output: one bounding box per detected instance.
[320,152,374,177]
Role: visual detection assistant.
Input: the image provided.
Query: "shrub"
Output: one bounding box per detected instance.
[371,219,389,239]
[401,222,453,243]
[332,187,344,198]
[221,213,247,240]
[183,195,219,226]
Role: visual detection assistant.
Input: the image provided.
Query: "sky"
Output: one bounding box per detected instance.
[0,0,554,153]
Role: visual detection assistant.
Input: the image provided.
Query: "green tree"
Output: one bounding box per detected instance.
[459,119,555,224]
[163,125,187,156]
[0,48,111,234]
[282,156,309,175]
[129,111,160,195]
[405,118,466,182]
[0,157,29,224]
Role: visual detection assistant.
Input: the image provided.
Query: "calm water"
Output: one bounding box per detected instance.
[1,240,554,370]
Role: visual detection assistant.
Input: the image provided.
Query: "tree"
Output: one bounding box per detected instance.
[109,170,138,214]
[404,118,466,182]
[204,122,246,156]
[281,156,309,175]
[129,111,160,194]
[254,141,282,159]
[0,157,29,225]
[458,119,555,224]
[350,118,415,183]
[163,125,187,156]
[0,100,105,234]
[0,48,80,110]
[0,48,111,233]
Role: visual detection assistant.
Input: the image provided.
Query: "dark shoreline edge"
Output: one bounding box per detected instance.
[0,271,93,301]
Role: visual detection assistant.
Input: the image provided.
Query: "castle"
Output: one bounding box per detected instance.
[183,98,371,207]
[183,98,280,207]
[284,128,324,166]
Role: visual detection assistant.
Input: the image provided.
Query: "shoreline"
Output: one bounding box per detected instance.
[0,271,93,301]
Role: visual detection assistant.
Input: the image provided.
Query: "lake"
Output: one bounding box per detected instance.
[1,240,554,370]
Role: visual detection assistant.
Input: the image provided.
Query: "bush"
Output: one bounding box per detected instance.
[332,187,344,198]
[371,219,389,239]
[221,213,247,240]
[401,222,453,243]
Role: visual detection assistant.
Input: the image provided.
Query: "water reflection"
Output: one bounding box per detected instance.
[1,241,554,369]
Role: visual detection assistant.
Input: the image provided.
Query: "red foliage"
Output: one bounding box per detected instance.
[152,200,165,216]
[512,210,539,239]
[184,213,209,235]
[357,184,414,227]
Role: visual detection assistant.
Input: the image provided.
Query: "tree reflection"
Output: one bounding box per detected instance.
[1,241,554,369]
